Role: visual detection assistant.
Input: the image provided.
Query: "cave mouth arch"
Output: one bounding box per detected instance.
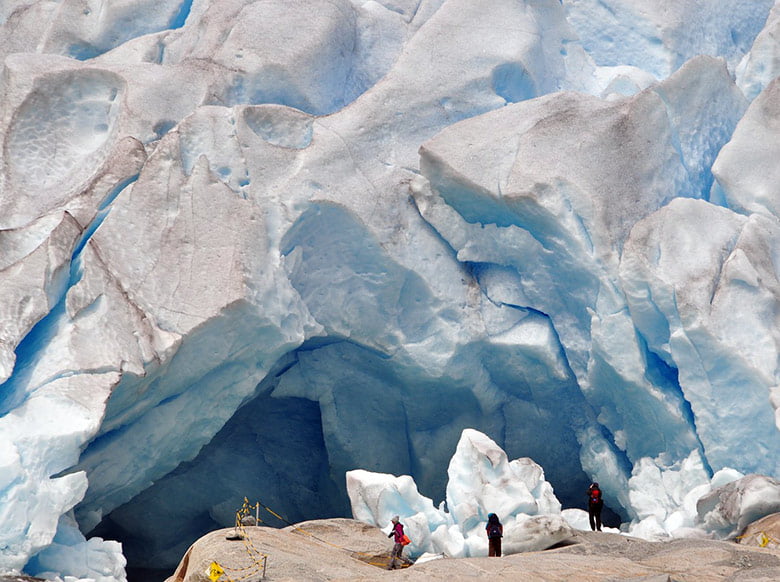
[85,335,606,582]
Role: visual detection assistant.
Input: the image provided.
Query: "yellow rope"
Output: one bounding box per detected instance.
[210,497,405,580]
[210,499,269,581]
[736,531,780,547]
[758,532,780,547]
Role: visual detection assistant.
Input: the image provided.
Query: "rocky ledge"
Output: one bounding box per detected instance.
[164,517,780,582]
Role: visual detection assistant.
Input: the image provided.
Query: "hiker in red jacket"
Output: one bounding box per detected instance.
[387,516,406,569]
[587,482,603,531]
[485,513,503,557]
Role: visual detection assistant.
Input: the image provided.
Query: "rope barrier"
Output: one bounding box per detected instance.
[209,497,407,579]
[758,532,780,547]
[252,498,378,556]
[736,530,780,548]
[209,498,269,581]
[254,499,412,568]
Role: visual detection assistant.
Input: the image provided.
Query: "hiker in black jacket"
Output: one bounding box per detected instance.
[485,513,503,557]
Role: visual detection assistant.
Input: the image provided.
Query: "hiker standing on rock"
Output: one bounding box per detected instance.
[387,516,406,570]
[587,482,603,531]
[486,513,503,557]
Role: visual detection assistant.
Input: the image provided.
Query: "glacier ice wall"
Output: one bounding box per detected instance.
[1,0,780,579]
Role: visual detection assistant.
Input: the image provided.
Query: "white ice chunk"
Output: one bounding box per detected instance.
[696,474,780,538]
[446,429,561,528]
[563,0,774,78]
[348,429,568,558]
[502,514,575,554]
[346,470,445,532]
[712,78,780,219]
[737,2,780,101]
[626,450,710,538]
[26,514,126,582]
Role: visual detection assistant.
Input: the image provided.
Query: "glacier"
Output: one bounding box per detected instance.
[1,0,780,580]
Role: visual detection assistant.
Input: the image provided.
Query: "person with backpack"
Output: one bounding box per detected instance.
[387,516,407,569]
[485,513,503,557]
[587,482,603,531]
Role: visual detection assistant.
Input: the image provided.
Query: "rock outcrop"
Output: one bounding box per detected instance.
[165,518,780,582]
[738,512,780,549]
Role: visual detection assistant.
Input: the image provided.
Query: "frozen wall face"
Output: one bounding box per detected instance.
[562,0,776,79]
[1,0,780,580]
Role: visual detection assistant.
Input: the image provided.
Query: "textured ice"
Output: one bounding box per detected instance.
[0,1,780,580]
[695,474,780,538]
[621,199,780,475]
[25,514,125,582]
[737,2,780,100]
[712,78,780,218]
[563,0,775,79]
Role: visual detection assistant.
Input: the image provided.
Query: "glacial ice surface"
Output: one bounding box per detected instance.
[1,1,780,580]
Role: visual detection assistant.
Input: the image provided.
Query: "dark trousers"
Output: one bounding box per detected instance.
[388,543,403,569]
[589,502,603,531]
[488,536,502,557]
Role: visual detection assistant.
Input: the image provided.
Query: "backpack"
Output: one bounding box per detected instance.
[590,488,602,504]
[488,523,502,538]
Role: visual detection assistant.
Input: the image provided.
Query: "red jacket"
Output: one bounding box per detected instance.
[390,522,404,543]
[588,487,602,505]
